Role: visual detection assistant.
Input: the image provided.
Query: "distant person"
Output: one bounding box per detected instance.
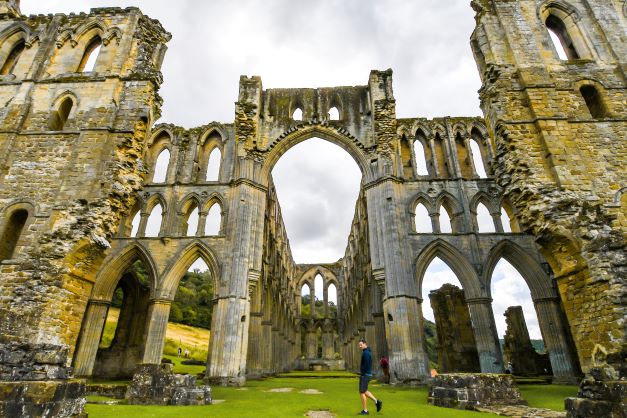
[177,346,182,358]
[505,362,513,374]
[379,356,390,384]
[357,339,383,415]
[184,349,190,359]
[430,368,438,378]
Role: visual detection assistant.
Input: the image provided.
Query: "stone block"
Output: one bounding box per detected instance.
[0,380,86,418]
[428,373,527,411]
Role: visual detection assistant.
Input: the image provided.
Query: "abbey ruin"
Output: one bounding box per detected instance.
[0,0,624,416]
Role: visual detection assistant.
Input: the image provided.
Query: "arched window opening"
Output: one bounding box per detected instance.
[185,205,200,236]
[301,283,311,317]
[94,260,151,378]
[314,274,324,317]
[0,40,25,75]
[144,203,163,237]
[439,205,452,233]
[476,203,495,233]
[545,15,579,60]
[152,149,170,183]
[169,257,213,344]
[204,203,221,236]
[77,36,102,72]
[455,133,474,178]
[328,107,340,121]
[422,257,471,372]
[580,85,607,119]
[206,148,221,181]
[400,135,413,178]
[501,207,513,233]
[491,259,548,375]
[50,97,73,131]
[292,107,303,121]
[413,140,429,176]
[470,139,488,178]
[414,203,431,233]
[0,209,28,261]
[327,283,337,318]
[130,210,141,237]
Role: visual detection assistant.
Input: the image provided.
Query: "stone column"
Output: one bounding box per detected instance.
[247,312,263,376]
[465,135,479,178]
[428,135,439,177]
[206,169,265,385]
[196,211,207,236]
[534,297,579,382]
[260,319,273,374]
[142,298,172,364]
[306,324,318,359]
[466,297,503,373]
[136,212,149,237]
[73,299,110,377]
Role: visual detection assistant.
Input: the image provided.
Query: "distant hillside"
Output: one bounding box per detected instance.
[112,263,213,330]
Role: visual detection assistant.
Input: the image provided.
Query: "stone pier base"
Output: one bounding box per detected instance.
[565,368,626,418]
[0,380,87,418]
[428,373,526,410]
[126,364,211,406]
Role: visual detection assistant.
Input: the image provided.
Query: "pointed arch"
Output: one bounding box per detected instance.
[539,1,592,60]
[0,38,24,75]
[0,201,34,261]
[179,194,202,236]
[415,239,482,299]
[76,35,102,72]
[159,241,221,300]
[205,147,222,182]
[49,93,76,131]
[260,125,371,183]
[91,243,158,301]
[484,240,556,300]
[151,148,170,184]
[292,107,303,121]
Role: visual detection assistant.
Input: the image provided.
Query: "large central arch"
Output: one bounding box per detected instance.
[260,125,372,183]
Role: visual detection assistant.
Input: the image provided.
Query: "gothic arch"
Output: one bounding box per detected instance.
[200,125,228,145]
[484,240,557,300]
[409,192,434,214]
[435,191,463,216]
[260,125,372,182]
[470,191,498,214]
[148,126,174,147]
[178,193,202,213]
[451,122,468,138]
[144,193,167,214]
[415,239,482,299]
[91,243,158,301]
[158,241,221,300]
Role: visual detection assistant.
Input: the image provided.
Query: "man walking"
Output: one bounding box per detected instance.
[358,338,382,415]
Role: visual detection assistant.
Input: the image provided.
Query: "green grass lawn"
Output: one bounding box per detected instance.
[85,375,577,417]
[519,384,578,411]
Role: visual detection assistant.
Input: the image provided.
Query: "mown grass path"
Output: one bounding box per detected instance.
[86,373,577,418]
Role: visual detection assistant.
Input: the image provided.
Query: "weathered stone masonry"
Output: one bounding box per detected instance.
[0,0,624,416]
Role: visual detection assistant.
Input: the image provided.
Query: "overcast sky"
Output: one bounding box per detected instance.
[23,2,542,339]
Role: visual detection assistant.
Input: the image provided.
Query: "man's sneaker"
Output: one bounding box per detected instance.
[376,400,383,412]
[359,411,369,415]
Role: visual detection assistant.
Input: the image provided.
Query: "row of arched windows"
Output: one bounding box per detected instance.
[413,199,517,234]
[151,146,222,183]
[292,106,340,121]
[126,199,224,238]
[401,128,492,180]
[0,34,102,78]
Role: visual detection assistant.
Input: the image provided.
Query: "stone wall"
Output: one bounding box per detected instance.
[471,0,626,376]
[429,284,480,373]
[504,306,551,376]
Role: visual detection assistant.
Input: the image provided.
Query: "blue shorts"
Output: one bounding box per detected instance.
[359,375,371,393]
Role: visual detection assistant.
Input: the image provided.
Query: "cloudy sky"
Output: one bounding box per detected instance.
[22,2,541,339]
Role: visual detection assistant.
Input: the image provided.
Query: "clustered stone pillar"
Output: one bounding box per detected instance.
[534,297,579,383]
[503,306,550,376]
[73,299,111,377]
[142,299,173,365]
[465,297,503,373]
[429,284,480,373]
